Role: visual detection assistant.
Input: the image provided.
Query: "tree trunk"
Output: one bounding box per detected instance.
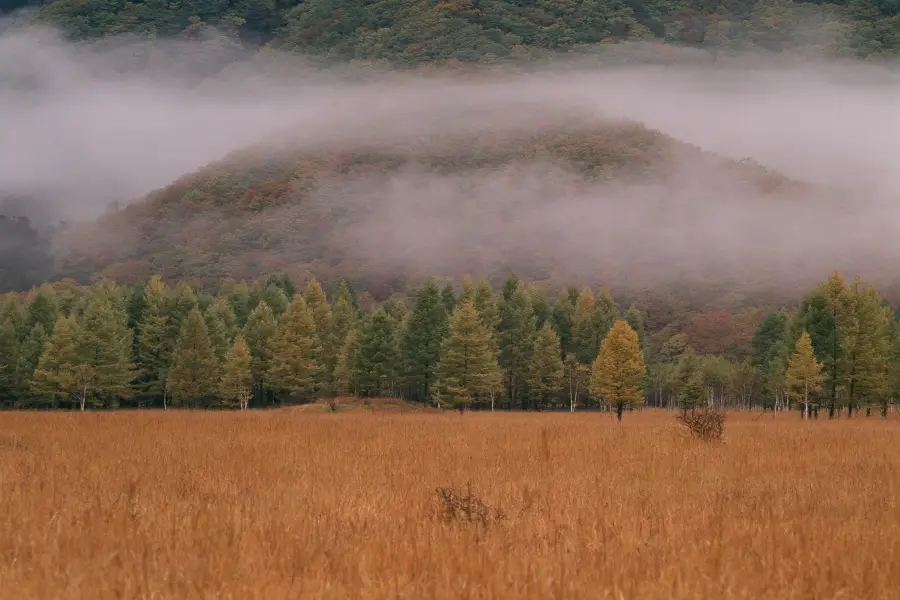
[616,403,623,422]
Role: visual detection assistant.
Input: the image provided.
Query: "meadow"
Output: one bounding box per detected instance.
[1,408,898,599]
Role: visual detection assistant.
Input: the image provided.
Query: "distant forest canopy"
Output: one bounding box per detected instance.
[2,270,899,418]
[1,0,898,61]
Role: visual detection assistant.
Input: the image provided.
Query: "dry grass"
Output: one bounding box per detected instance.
[1,410,899,599]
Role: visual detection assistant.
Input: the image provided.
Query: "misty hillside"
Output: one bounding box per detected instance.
[16,0,900,61]
[56,116,842,302]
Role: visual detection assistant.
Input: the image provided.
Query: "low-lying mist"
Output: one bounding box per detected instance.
[2,25,900,294]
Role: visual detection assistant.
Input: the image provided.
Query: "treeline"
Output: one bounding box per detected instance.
[0,271,898,417]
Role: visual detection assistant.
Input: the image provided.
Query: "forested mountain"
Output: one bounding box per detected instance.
[56,115,837,307]
[4,0,898,61]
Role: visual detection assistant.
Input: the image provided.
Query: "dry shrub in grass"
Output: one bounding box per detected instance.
[677,408,726,441]
[435,484,506,527]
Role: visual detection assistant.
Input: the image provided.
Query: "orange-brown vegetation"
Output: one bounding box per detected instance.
[2,410,898,599]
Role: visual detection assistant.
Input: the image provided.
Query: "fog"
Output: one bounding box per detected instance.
[2,25,900,292]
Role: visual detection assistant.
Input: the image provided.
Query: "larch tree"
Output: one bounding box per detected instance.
[528,284,551,330]
[17,323,47,407]
[333,329,360,397]
[243,301,278,404]
[136,276,171,405]
[436,301,502,412]
[0,298,23,405]
[356,309,401,397]
[402,279,449,403]
[24,284,58,337]
[168,308,219,406]
[30,315,80,408]
[590,319,646,421]
[794,271,846,417]
[76,286,135,408]
[499,276,535,409]
[838,279,891,417]
[528,323,564,409]
[473,277,500,342]
[204,297,237,363]
[226,280,253,328]
[268,296,322,401]
[221,334,253,410]
[440,283,456,315]
[550,289,577,357]
[786,331,825,420]
[304,278,333,387]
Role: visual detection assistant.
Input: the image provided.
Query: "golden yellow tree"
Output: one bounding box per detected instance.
[590,320,646,421]
[786,331,825,420]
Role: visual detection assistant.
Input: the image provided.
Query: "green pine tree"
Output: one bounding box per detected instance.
[528,284,551,330]
[136,276,171,405]
[77,285,135,408]
[402,279,449,403]
[440,283,456,315]
[30,315,80,408]
[269,296,322,401]
[356,309,400,397]
[205,297,237,363]
[528,323,564,409]
[499,276,535,409]
[333,329,360,397]
[624,304,646,352]
[550,289,577,357]
[0,298,23,406]
[17,323,47,407]
[24,283,58,337]
[243,301,278,405]
[304,278,334,388]
[168,308,219,406]
[221,334,253,409]
[838,279,891,417]
[437,301,502,412]
[226,280,253,328]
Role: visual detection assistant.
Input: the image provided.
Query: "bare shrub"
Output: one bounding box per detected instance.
[435,484,505,526]
[677,408,726,442]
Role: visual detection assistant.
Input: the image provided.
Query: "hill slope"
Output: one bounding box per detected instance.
[57,114,839,301]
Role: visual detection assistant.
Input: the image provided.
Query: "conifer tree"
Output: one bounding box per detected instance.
[333,329,360,397]
[77,286,135,407]
[499,276,535,409]
[136,276,171,404]
[243,301,278,404]
[356,309,400,397]
[675,350,705,414]
[269,296,322,401]
[30,315,80,408]
[459,277,476,305]
[794,272,846,417]
[437,301,501,412]
[330,290,357,386]
[624,304,646,352]
[0,298,23,405]
[221,334,253,409]
[168,283,198,339]
[402,279,449,403]
[17,323,47,406]
[838,279,891,417]
[528,284,551,330]
[590,320,646,421]
[473,277,500,342]
[572,288,599,364]
[204,298,237,362]
[786,331,825,420]
[168,308,219,406]
[25,284,58,336]
[259,283,289,319]
[226,280,253,328]
[528,323,564,409]
[441,283,456,315]
[551,289,577,357]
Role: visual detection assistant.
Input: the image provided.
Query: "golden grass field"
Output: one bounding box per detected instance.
[1,407,899,599]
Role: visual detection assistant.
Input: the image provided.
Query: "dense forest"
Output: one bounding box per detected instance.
[1,270,897,417]
[1,0,897,61]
